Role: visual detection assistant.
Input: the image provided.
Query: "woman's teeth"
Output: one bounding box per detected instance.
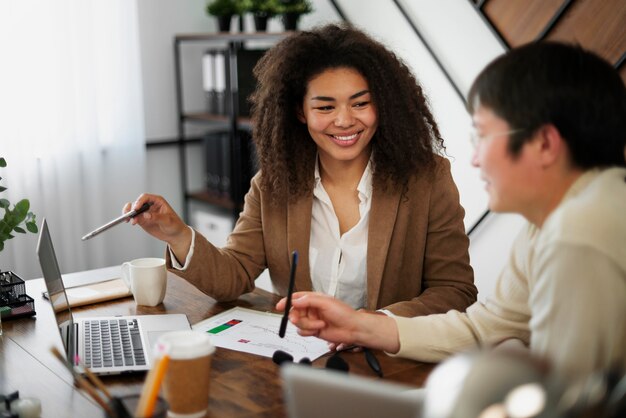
[332,133,358,141]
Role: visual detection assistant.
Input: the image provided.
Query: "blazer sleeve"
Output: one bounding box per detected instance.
[384,158,477,316]
[165,175,268,301]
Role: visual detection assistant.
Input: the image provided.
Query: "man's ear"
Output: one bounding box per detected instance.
[536,124,564,167]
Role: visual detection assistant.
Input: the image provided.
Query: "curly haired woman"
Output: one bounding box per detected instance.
[125,24,476,318]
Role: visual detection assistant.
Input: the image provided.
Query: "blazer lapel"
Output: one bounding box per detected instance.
[367,187,400,309]
[287,194,313,292]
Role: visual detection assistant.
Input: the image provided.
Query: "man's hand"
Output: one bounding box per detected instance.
[276,292,401,354]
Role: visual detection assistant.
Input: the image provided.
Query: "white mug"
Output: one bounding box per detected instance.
[121,258,167,307]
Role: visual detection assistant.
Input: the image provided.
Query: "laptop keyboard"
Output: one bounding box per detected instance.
[83,319,146,368]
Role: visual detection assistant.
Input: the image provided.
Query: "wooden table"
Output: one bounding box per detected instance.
[0,267,435,417]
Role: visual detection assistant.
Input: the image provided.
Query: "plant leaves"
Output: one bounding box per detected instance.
[0,160,38,252]
[26,222,38,233]
[15,199,30,215]
[0,220,11,236]
[12,199,30,225]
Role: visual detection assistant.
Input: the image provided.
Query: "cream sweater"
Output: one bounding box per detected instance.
[393,168,626,379]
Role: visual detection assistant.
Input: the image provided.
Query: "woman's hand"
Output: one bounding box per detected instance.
[276,292,401,353]
[123,193,192,261]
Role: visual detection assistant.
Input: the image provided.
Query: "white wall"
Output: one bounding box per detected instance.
[135,0,526,299]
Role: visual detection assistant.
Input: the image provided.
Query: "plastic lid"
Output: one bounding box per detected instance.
[157,330,215,360]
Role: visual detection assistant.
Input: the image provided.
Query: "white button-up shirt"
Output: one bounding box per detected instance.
[309,158,372,309]
[171,159,373,310]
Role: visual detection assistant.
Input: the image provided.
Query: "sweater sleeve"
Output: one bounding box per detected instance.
[529,242,626,379]
[391,227,533,362]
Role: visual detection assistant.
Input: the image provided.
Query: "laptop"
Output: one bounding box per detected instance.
[281,364,424,418]
[37,218,191,375]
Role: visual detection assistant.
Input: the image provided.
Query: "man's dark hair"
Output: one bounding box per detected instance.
[468,42,626,168]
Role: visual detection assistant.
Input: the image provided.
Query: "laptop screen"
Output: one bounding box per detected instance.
[36,219,75,349]
[281,364,424,418]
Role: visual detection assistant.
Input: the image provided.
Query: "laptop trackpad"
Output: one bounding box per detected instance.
[147,331,171,349]
[141,314,191,352]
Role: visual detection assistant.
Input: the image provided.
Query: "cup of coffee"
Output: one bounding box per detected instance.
[158,331,215,418]
[121,258,167,307]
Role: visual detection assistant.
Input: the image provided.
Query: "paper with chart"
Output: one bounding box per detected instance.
[192,307,330,362]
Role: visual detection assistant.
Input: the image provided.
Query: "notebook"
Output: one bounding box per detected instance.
[37,218,191,375]
[281,364,424,418]
[43,278,132,309]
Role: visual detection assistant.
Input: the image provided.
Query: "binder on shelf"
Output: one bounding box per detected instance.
[219,133,231,197]
[222,49,268,118]
[214,50,227,115]
[234,49,264,117]
[201,48,268,117]
[202,50,217,114]
[203,132,223,195]
[202,131,259,203]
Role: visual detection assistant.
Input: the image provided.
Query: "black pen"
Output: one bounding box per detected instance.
[81,202,152,241]
[279,250,298,338]
[363,347,383,378]
[336,345,384,377]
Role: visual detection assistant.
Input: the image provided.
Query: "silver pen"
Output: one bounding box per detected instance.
[81,202,152,241]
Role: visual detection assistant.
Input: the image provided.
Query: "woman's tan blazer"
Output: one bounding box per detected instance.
[167,156,476,317]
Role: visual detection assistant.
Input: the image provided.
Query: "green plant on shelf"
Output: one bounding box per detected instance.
[0,157,38,252]
[242,0,281,17]
[278,0,313,14]
[206,0,245,17]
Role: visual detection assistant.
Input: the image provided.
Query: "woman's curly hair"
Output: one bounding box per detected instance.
[250,23,445,203]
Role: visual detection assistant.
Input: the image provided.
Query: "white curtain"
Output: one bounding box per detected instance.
[0,0,151,280]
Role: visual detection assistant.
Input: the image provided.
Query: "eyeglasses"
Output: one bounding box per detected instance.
[469,127,525,149]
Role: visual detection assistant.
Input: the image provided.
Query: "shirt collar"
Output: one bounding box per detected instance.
[314,155,374,203]
[561,168,602,203]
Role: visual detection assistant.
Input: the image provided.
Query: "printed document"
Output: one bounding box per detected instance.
[192,307,330,362]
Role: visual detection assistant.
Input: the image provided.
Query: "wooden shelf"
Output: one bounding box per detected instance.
[183,112,252,130]
[186,190,243,211]
[184,112,229,123]
[175,32,292,43]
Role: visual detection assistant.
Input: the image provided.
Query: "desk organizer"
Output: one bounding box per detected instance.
[0,271,36,320]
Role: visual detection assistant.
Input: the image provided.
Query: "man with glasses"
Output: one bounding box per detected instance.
[277,41,626,380]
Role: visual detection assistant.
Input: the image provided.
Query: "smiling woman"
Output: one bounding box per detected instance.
[0,0,149,279]
[123,23,477,326]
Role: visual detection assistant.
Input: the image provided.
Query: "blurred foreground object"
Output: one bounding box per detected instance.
[422,349,625,418]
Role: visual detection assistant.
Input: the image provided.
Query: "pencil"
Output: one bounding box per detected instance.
[76,355,113,400]
[50,347,113,415]
[81,202,152,241]
[135,353,170,418]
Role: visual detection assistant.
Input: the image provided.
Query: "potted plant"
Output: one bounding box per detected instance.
[1,157,38,324]
[242,0,281,32]
[206,0,245,32]
[0,157,38,253]
[278,0,313,31]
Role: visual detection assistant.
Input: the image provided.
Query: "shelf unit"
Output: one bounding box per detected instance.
[173,32,289,222]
